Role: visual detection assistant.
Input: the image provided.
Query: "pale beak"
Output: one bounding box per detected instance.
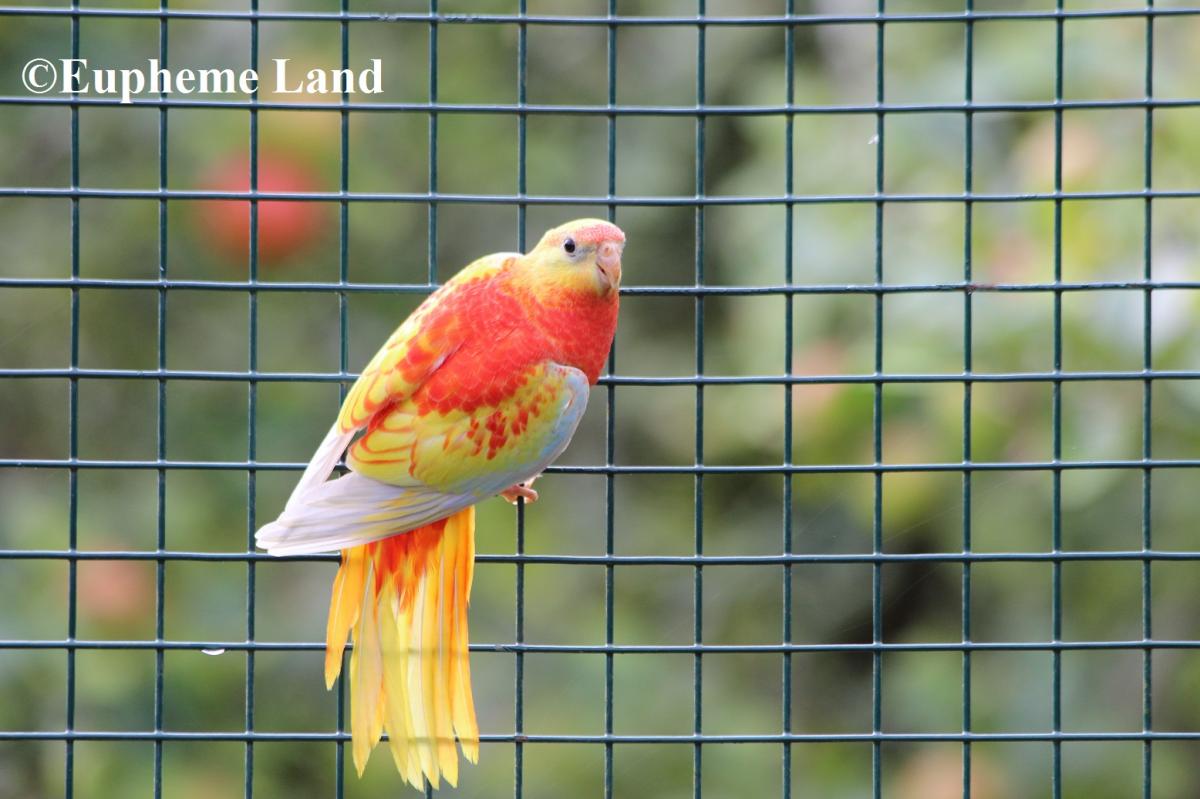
[597,240,623,291]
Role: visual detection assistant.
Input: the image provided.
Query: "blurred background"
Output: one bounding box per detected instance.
[3,0,1200,797]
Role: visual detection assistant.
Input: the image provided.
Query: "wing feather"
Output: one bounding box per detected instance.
[337,254,514,433]
[349,362,590,496]
[256,362,589,556]
[257,253,514,552]
[256,473,474,556]
[284,424,357,512]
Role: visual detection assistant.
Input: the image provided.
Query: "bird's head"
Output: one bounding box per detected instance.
[518,218,625,301]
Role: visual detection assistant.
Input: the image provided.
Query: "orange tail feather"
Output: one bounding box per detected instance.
[325,505,479,788]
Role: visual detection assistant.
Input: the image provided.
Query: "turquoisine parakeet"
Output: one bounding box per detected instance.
[256,219,625,789]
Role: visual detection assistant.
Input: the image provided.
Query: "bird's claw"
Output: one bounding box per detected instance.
[500,482,539,505]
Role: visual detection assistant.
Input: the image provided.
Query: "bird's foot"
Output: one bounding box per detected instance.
[500,480,539,505]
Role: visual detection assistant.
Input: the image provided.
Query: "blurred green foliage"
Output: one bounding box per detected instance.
[3,1,1200,797]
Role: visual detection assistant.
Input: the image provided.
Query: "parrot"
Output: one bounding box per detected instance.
[255,218,625,789]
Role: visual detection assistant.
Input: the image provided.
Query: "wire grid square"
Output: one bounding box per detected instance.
[0,2,1198,798]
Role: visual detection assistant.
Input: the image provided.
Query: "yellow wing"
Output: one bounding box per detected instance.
[349,360,590,494]
[256,361,588,555]
[272,253,514,516]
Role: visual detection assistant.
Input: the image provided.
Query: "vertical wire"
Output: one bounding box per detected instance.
[513,501,526,799]
[604,3,618,797]
[1140,4,1155,797]
[245,4,260,796]
[961,4,975,797]
[427,0,439,286]
[154,3,169,797]
[781,3,795,798]
[1051,3,1065,797]
[514,3,528,797]
[419,9,443,798]
[693,4,707,798]
[516,0,527,253]
[336,1,350,795]
[65,3,80,796]
[425,7,440,793]
[871,4,886,798]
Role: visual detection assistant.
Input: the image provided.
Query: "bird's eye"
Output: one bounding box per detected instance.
[563,238,577,255]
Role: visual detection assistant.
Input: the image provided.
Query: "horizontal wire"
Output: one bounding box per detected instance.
[3,277,1199,295]
[5,95,1200,116]
[4,367,1200,385]
[4,458,1198,473]
[4,638,1199,654]
[7,186,1200,204]
[3,730,1200,744]
[3,548,1199,565]
[0,6,1198,24]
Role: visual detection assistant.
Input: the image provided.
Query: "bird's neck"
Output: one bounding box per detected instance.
[526,290,619,385]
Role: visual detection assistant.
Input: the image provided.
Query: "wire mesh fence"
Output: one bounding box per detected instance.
[2,2,1200,798]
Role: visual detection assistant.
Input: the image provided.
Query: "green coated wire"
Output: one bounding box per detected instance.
[65,1,80,795]
[10,636,1200,655]
[872,2,886,797]
[245,3,260,795]
[336,0,351,794]
[13,729,1200,744]
[782,0,795,796]
[693,2,707,797]
[961,2,975,797]
[11,185,1200,204]
[153,2,169,797]
[1052,2,1065,796]
[605,1,618,797]
[1140,4,1156,798]
[7,547,1200,567]
[7,94,1200,115]
[515,2,528,797]
[7,7,1200,24]
[428,0,439,286]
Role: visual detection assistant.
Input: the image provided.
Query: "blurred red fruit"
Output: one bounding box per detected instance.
[79,557,152,628]
[199,153,326,265]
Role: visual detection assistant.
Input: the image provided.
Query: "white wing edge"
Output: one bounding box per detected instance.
[284,423,357,512]
[256,471,476,556]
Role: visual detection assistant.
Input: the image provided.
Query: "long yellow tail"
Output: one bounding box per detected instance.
[324,506,479,788]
